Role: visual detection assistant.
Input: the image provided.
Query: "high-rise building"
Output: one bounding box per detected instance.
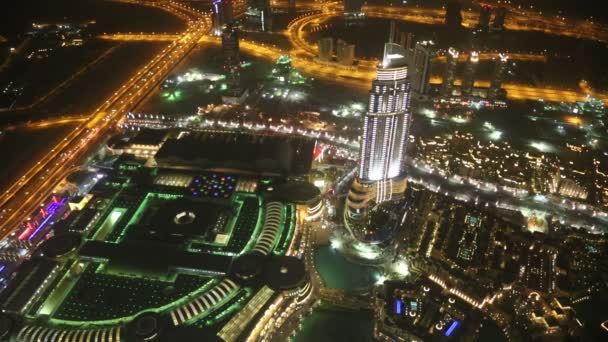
[343,0,363,16]
[410,40,434,95]
[222,0,234,25]
[445,0,463,28]
[212,0,235,36]
[521,244,558,293]
[492,7,507,30]
[357,43,411,187]
[461,51,479,96]
[336,39,355,66]
[441,47,459,97]
[398,32,414,50]
[477,4,492,31]
[258,0,272,32]
[488,53,508,100]
[317,37,334,62]
[212,0,224,36]
[345,42,411,234]
[246,0,272,31]
[456,214,482,262]
[222,24,240,88]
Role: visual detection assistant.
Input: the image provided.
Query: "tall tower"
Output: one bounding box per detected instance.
[488,53,508,100]
[461,51,479,96]
[410,40,434,95]
[222,24,240,88]
[345,42,411,237]
[212,0,224,36]
[441,47,459,97]
[223,0,234,25]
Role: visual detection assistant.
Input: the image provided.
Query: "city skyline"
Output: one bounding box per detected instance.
[0,0,606,341]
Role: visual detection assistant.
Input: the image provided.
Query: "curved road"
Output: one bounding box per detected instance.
[0,1,211,239]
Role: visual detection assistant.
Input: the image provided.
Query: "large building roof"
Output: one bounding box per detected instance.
[154,132,314,176]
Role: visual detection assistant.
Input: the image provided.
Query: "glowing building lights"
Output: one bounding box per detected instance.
[358,43,412,188]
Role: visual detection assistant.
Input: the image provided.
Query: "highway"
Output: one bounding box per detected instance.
[2,0,607,239]
[1,115,87,132]
[97,26,608,103]
[277,0,608,41]
[0,1,211,239]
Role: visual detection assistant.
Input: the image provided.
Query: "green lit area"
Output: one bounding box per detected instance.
[194,288,253,328]
[92,207,126,241]
[19,168,300,337]
[270,55,307,85]
[52,263,213,322]
[162,89,183,102]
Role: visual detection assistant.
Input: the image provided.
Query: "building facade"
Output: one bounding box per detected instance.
[336,39,355,66]
[345,42,412,243]
[488,53,508,100]
[410,40,434,95]
[441,47,459,97]
[221,24,240,88]
[461,51,479,96]
[318,37,334,62]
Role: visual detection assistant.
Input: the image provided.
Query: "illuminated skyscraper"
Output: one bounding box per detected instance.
[461,51,479,96]
[488,53,508,100]
[358,43,411,186]
[212,0,224,36]
[212,0,235,36]
[410,40,434,95]
[346,42,411,234]
[441,47,459,97]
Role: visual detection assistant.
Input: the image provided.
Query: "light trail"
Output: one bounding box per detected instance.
[0,1,212,239]
[1,115,88,132]
[99,33,178,42]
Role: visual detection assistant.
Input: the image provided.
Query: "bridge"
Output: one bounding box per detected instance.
[318,288,374,310]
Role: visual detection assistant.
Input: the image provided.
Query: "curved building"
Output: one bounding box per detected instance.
[345,42,412,246]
